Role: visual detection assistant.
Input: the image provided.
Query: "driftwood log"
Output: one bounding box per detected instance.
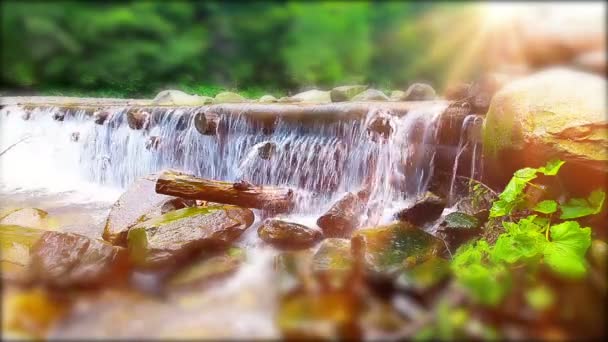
[155,170,295,213]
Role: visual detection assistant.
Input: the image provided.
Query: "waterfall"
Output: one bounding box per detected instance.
[0,103,447,222]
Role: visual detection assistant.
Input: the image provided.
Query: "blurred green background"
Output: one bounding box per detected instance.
[1,1,475,98]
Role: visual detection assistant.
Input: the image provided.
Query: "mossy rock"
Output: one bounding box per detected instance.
[351,89,389,101]
[354,221,445,276]
[258,95,278,103]
[214,91,247,103]
[258,219,322,250]
[152,90,214,106]
[312,238,353,289]
[289,89,331,103]
[483,68,607,191]
[127,205,254,269]
[330,85,367,102]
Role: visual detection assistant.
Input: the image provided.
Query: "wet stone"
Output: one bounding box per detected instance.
[258,219,322,250]
[27,231,130,289]
[394,192,446,226]
[167,247,245,290]
[127,205,254,269]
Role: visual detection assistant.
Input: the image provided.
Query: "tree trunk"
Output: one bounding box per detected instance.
[155,170,295,213]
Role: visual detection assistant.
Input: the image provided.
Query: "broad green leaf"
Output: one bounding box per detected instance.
[534,200,557,214]
[455,263,510,306]
[559,190,605,219]
[543,221,591,278]
[537,159,565,176]
[492,230,545,264]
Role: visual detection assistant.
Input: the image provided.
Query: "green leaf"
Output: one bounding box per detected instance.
[534,200,557,214]
[559,190,605,219]
[492,230,546,264]
[456,263,510,306]
[543,221,591,278]
[537,159,565,176]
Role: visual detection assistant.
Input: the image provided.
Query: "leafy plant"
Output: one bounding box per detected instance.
[451,160,604,306]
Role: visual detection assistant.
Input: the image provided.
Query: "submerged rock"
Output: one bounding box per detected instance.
[255,141,277,160]
[145,136,160,150]
[402,83,436,101]
[27,231,130,289]
[366,111,394,141]
[484,68,607,193]
[289,89,331,103]
[0,208,49,229]
[330,85,367,102]
[351,89,389,102]
[1,224,45,281]
[127,205,254,268]
[354,221,445,275]
[103,175,193,246]
[394,192,446,226]
[214,91,246,103]
[152,90,213,106]
[258,219,322,249]
[167,247,245,290]
[52,110,66,121]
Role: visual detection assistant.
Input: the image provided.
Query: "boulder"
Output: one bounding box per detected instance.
[402,83,436,101]
[330,85,367,102]
[93,110,110,125]
[214,91,246,103]
[126,110,150,130]
[258,219,322,249]
[483,68,607,193]
[258,95,278,103]
[103,175,194,246]
[0,208,49,229]
[317,191,368,238]
[152,90,213,106]
[351,89,389,102]
[289,89,331,103]
[354,221,445,275]
[394,192,446,226]
[127,205,254,268]
[27,231,130,289]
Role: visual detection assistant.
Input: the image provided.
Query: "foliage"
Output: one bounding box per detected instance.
[0,1,463,97]
[452,160,604,306]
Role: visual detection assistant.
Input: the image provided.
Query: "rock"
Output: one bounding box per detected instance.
[395,257,450,292]
[145,136,160,150]
[444,82,470,101]
[255,141,277,160]
[214,91,246,103]
[389,90,406,101]
[103,175,193,246]
[127,205,254,269]
[1,224,45,281]
[437,212,482,250]
[258,219,322,250]
[93,110,110,125]
[278,96,295,103]
[70,132,80,142]
[126,110,150,130]
[0,208,49,229]
[402,83,436,101]
[258,95,278,103]
[351,89,389,101]
[575,50,606,76]
[330,85,367,102]
[312,238,353,289]
[483,68,607,193]
[394,192,446,226]
[289,89,331,103]
[317,191,368,238]
[193,111,220,136]
[167,247,245,290]
[27,231,130,289]
[52,110,66,121]
[152,90,213,106]
[366,110,394,141]
[354,221,445,275]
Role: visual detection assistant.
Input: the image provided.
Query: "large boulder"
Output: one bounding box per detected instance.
[152,90,213,106]
[127,205,254,269]
[103,175,194,246]
[289,89,331,103]
[330,85,367,102]
[483,68,607,193]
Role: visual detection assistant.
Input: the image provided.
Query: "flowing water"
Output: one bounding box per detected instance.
[1,102,463,337]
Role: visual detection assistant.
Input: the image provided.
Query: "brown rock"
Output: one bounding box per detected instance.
[258,219,322,250]
[317,190,368,238]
